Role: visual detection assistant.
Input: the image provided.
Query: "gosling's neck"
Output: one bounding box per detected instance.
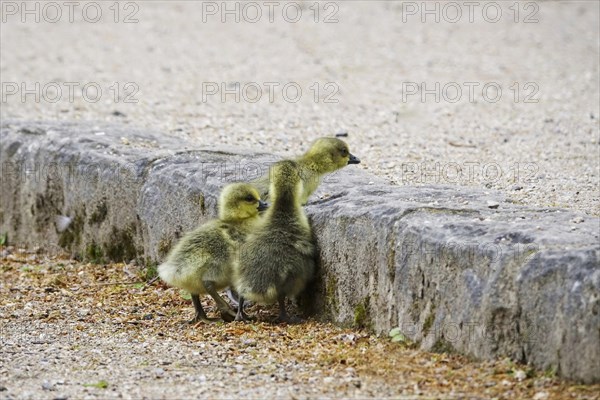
[269,185,302,216]
[219,213,259,232]
[297,153,329,175]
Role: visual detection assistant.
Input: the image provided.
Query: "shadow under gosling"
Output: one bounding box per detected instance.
[158,183,267,323]
[234,160,316,323]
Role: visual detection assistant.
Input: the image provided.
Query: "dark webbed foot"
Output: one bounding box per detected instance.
[241,310,256,321]
[188,294,221,324]
[234,296,254,322]
[220,309,237,322]
[204,281,238,323]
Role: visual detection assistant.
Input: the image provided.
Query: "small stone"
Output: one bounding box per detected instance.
[512,185,523,191]
[154,368,164,378]
[112,110,126,117]
[513,369,527,381]
[571,216,584,224]
[42,381,54,391]
[78,309,90,317]
[0,386,7,391]
[533,392,549,400]
[120,137,130,145]
[487,201,500,209]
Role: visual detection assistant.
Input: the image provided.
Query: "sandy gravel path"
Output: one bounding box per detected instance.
[1,250,599,399]
[1,1,598,214]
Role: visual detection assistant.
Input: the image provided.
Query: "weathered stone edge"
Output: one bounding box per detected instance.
[1,121,598,383]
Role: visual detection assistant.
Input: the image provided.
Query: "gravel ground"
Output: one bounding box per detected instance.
[1,1,599,215]
[2,249,600,399]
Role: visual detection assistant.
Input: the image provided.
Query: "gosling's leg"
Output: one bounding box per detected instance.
[234,296,252,322]
[190,294,221,324]
[204,281,236,322]
[227,289,254,320]
[277,296,302,324]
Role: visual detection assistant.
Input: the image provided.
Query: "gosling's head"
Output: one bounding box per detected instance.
[303,137,360,173]
[218,183,268,222]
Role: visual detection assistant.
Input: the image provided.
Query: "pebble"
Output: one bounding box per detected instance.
[571,217,585,224]
[487,201,500,209]
[513,370,527,381]
[153,368,165,378]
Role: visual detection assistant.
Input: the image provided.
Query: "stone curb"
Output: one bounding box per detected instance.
[1,121,598,383]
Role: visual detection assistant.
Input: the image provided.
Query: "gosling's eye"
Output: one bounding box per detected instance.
[340,148,349,156]
[244,195,255,202]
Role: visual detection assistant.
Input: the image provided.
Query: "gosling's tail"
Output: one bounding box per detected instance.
[157,262,177,286]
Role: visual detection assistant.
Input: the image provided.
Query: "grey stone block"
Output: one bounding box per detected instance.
[1,121,598,382]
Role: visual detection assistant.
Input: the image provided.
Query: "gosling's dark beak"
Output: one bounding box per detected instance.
[257,200,269,212]
[348,153,361,164]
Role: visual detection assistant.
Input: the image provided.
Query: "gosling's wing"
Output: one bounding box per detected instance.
[160,222,239,294]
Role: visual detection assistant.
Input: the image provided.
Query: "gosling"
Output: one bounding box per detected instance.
[158,183,268,323]
[227,137,359,307]
[254,137,360,205]
[234,160,316,323]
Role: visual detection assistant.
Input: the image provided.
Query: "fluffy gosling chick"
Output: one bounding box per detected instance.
[254,137,360,205]
[227,137,359,307]
[235,160,316,323]
[158,183,267,323]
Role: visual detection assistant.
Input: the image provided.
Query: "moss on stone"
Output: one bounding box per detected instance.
[353,296,371,329]
[387,244,396,280]
[89,199,108,225]
[198,193,206,215]
[431,338,455,354]
[103,224,138,262]
[422,302,438,337]
[144,261,158,280]
[85,241,105,264]
[158,237,172,258]
[326,275,339,314]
